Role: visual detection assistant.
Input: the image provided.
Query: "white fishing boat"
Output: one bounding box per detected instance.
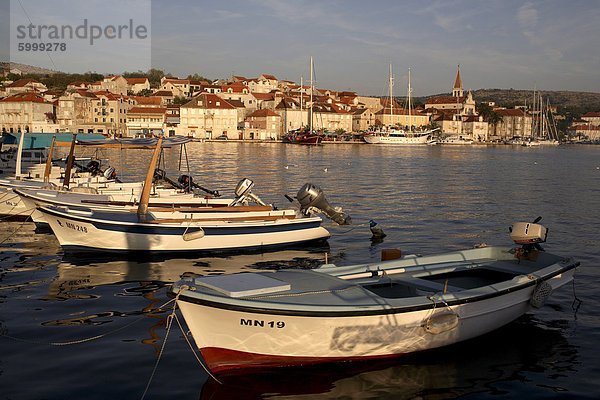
[437,135,473,145]
[0,133,121,220]
[36,138,349,253]
[364,66,437,145]
[170,219,578,374]
[2,134,226,221]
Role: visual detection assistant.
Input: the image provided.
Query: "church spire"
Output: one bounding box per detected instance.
[453,65,463,97]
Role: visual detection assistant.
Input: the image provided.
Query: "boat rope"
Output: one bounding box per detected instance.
[425,294,458,327]
[140,305,176,400]
[571,278,582,316]
[1,315,146,346]
[0,298,177,347]
[0,210,35,245]
[173,311,222,384]
[141,286,221,399]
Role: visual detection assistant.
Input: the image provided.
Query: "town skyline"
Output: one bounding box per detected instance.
[4,0,600,97]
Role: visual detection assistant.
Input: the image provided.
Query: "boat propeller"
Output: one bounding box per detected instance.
[296,183,351,225]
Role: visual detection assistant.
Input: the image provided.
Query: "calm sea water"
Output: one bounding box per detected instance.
[1,143,599,399]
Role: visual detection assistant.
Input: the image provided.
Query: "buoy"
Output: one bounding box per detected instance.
[424,312,459,334]
[182,227,205,241]
[369,219,386,238]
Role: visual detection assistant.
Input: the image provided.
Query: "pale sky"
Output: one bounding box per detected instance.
[7,0,600,96]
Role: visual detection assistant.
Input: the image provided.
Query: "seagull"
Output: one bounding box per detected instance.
[323,168,328,172]
[369,219,386,239]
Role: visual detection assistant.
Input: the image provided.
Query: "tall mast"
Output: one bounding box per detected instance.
[310,56,313,132]
[408,68,412,131]
[389,63,393,126]
[300,75,303,129]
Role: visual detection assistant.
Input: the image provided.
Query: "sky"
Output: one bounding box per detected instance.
[6,0,600,96]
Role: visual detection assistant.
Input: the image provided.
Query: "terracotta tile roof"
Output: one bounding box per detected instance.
[133,96,162,105]
[261,74,277,80]
[7,78,39,88]
[152,90,174,97]
[125,77,149,85]
[496,109,527,117]
[252,92,275,100]
[226,99,245,108]
[222,83,249,93]
[582,112,600,118]
[1,92,49,103]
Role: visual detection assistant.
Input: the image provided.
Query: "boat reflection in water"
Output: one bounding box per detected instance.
[200,314,577,399]
[45,247,330,302]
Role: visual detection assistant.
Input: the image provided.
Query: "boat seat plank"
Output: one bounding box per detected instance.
[146,214,296,224]
[391,276,462,293]
[480,260,532,276]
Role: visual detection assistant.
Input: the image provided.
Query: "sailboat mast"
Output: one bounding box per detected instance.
[532,83,536,138]
[389,63,393,127]
[300,75,303,129]
[310,56,313,132]
[408,68,412,130]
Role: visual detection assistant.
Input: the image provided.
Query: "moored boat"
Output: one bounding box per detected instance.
[170,220,578,374]
[35,138,350,253]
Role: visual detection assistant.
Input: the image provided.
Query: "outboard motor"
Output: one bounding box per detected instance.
[229,178,267,206]
[509,217,547,260]
[178,174,193,193]
[296,183,351,225]
[103,166,117,180]
[86,160,101,175]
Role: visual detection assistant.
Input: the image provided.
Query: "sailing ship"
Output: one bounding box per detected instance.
[282,57,323,145]
[364,65,437,145]
[526,86,560,146]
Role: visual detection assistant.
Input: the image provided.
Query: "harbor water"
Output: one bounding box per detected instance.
[1,143,599,399]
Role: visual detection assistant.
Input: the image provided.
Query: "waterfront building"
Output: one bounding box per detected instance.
[178,93,238,139]
[490,108,532,141]
[91,90,134,136]
[375,104,429,129]
[568,123,600,141]
[244,109,281,140]
[0,92,55,133]
[352,108,376,132]
[126,106,167,137]
[56,90,96,133]
[581,112,600,127]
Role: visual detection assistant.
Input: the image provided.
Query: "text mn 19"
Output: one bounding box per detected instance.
[241,319,285,328]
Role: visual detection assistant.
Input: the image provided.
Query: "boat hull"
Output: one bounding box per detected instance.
[282,135,323,145]
[39,206,329,253]
[172,247,577,373]
[363,133,430,145]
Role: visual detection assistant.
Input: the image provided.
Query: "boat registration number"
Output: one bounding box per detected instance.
[57,219,88,233]
[240,318,285,329]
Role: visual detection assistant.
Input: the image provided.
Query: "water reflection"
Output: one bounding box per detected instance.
[200,315,577,400]
[45,248,329,301]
